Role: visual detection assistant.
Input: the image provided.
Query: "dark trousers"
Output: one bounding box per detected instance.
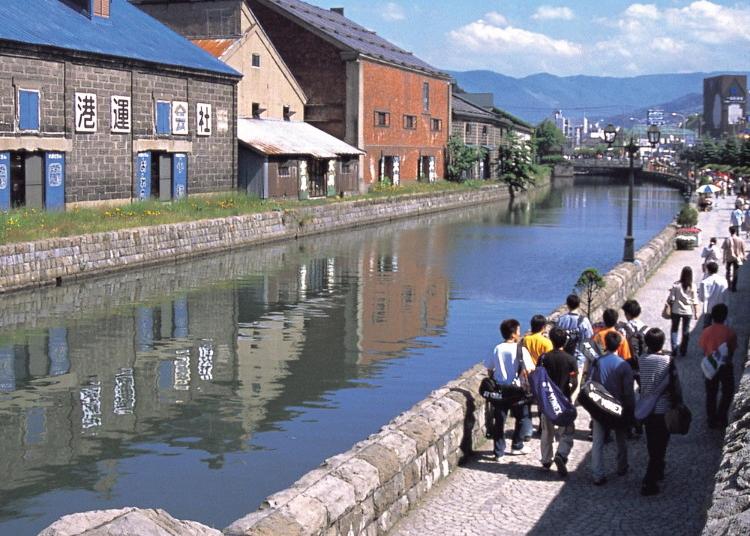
[643,413,670,487]
[492,402,527,457]
[670,313,692,355]
[726,260,739,292]
[705,364,735,426]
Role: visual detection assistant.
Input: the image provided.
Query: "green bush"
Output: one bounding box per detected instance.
[676,205,699,227]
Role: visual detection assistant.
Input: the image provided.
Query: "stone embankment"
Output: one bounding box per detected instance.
[38,212,679,535]
[703,356,750,535]
[0,185,523,294]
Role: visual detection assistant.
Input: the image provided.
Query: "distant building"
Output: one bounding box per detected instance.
[0,0,240,211]
[245,0,452,189]
[451,93,510,180]
[703,75,747,138]
[135,0,364,198]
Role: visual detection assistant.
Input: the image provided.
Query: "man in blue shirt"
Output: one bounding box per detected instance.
[590,331,635,485]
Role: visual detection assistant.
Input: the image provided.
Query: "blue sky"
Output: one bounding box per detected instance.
[311,1,750,78]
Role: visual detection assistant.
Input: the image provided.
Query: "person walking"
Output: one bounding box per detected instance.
[523,315,553,439]
[592,308,632,362]
[698,304,737,429]
[590,331,635,486]
[667,266,698,357]
[537,327,578,477]
[722,226,746,292]
[698,261,728,327]
[484,318,534,459]
[701,237,719,275]
[555,294,594,373]
[730,199,744,229]
[638,328,681,496]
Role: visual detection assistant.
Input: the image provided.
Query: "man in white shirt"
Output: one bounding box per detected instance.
[730,200,744,229]
[484,318,534,460]
[698,261,729,327]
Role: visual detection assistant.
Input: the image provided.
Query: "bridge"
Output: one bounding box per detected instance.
[568,159,694,194]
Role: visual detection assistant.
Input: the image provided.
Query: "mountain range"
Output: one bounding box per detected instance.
[449,70,749,126]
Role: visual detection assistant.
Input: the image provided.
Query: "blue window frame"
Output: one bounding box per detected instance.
[155,101,171,134]
[18,89,40,131]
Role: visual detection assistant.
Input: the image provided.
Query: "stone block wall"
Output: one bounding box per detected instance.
[702,359,750,536]
[0,185,515,294]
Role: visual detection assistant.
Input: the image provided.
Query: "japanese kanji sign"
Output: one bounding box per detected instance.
[172,101,188,135]
[75,92,97,133]
[111,95,131,133]
[196,103,211,136]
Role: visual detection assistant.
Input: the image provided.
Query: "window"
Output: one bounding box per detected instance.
[431,118,442,132]
[374,111,390,127]
[403,115,417,130]
[93,0,110,18]
[251,53,261,68]
[423,82,430,112]
[278,166,290,177]
[18,89,40,131]
[283,105,294,121]
[252,102,264,118]
[155,100,171,134]
[465,123,472,135]
[341,161,352,173]
[482,125,488,137]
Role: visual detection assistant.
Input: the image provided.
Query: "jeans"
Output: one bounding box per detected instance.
[540,414,575,464]
[591,420,627,480]
[726,260,739,292]
[705,364,735,426]
[670,313,692,355]
[492,402,527,457]
[643,413,670,488]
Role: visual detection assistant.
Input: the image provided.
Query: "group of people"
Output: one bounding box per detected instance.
[484,266,737,496]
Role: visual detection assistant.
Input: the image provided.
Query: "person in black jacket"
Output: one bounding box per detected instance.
[538,327,578,477]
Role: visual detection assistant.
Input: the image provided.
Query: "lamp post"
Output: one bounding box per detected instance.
[604,123,661,262]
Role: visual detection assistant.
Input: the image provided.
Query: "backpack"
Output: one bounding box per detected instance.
[619,322,648,371]
[529,355,577,426]
[558,313,584,355]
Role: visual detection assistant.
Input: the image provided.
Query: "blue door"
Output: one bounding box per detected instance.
[0,152,9,211]
[136,152,151,201]
[172,153,187,199]
[44,152,65,211]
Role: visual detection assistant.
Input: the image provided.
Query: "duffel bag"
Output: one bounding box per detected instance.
[578,380,624,429]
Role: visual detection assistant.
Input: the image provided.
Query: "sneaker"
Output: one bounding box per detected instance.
[492,455,501,462]
[541,461,552,470]
[593,477,607,486]
[553,454,568,477]
[510,446,532,455]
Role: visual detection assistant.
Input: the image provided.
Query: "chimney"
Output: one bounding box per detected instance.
[330,7,344,16]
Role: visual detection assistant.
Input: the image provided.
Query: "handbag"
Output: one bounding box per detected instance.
[665,404,692,435]
[700,343,728,381]
[529,355,577,427]
[661,302,671,320]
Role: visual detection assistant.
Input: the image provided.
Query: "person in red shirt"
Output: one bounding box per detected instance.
[698,303,737,428]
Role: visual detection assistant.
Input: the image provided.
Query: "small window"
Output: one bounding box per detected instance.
[252,102,263,118]
[431,118,442,132]
[18,89,40,131]
[482,125,488,137]
[341,161,352,173]
[403,115,417,130]
[283,105,294,121]
[423,82,430,112]
[374,111,390,127]
[465,123,472,135]
[155,100,171,134]
[251,54,261,68]
[278,166,290,177]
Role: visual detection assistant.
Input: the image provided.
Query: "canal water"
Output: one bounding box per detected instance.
[0,179,682,534]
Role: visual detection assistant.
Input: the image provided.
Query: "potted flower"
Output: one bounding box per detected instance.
[675,206,700,250]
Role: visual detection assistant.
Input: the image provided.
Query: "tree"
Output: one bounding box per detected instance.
[574,268,606,318]
[741,138,750,167]
[534,119,566,158]
[446,135,485,182]
[498,132,536,195]
[722,137,740,166]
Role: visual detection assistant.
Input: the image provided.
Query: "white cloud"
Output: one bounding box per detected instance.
[485,11,508,26]
[381,2,406,22]
[532,6,574,21]
[623,3,660,20]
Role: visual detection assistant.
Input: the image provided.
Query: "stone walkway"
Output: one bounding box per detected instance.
[390,196,748,536]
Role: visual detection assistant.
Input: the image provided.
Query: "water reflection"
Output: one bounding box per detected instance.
[0,180,682,534]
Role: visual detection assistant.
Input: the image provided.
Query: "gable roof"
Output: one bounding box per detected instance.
[238,118,364,158]
[0,0,240,77]
[452,93,502,123]
[253,0,449,79]
[191,38,239,60]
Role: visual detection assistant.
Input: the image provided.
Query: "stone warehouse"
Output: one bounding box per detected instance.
[0,0,240,211]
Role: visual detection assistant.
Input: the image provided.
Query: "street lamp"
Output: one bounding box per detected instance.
[603,123,661,262]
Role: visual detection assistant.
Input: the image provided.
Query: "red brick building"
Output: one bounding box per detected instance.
[246,0,451,190]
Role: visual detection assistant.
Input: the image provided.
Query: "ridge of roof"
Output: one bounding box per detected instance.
[0,0,240,77]
[255,0,450,79]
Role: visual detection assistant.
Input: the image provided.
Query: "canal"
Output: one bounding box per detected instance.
[0,179,682,534]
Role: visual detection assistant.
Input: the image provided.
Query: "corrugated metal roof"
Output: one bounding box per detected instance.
[238,118,364,158]
[0,0,240,77]
[452,93,499,121]
[191,38,238,59]
[256,0,449,79]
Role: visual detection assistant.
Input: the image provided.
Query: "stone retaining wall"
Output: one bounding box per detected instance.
[0,186,516,294]
[702,358,750,536]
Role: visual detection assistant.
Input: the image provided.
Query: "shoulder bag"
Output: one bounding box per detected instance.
[529,354,577,427]
[664,361,691,435]
[634,356,672,422]
[578,358,625,429]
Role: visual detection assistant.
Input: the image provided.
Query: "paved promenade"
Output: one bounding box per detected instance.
[391,196,748,536]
